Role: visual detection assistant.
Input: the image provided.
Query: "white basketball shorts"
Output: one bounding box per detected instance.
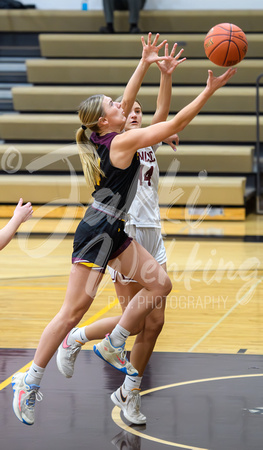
[108,224,167,283]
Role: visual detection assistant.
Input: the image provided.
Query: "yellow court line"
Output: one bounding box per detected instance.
[0,287,179,391]
[80,298,119,326]
[0,285,117,292]
[112,405,208,450]
[112,373,263,449]
[0,297,119,392]
[0,286,67,291]
[0,360,34,391]
[0,285,179,293]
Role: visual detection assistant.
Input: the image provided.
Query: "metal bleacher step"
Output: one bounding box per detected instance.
[0,89,13,111]
[0,32,40,58]
[0,59,27,84]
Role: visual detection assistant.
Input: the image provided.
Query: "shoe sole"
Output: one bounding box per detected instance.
[56,348,72,378]
[93,345,138,376]
[110,392,146,425]
[93,345,139,377]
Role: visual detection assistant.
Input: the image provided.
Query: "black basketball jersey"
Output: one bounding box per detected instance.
[90,132,140,213]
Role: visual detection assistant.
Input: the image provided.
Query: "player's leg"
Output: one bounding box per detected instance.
[93,240,171,376]
[113,240,171,329]
[12,264,102,425]
[56,269,144,379]
[108,228,167,423]
[110,263,166,425]
[129,262,167,374]
[56,315,122,378]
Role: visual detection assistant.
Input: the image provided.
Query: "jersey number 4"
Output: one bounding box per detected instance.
[139,165,154,186]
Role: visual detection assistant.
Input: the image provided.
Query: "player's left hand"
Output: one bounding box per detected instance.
[141,32,169,65]
[163,133,179,151]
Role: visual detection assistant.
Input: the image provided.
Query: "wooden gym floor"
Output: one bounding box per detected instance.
[0,213,263,450]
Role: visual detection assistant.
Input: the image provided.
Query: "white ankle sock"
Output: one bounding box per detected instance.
[68,327,89,345]
[123,375,142,392]
[110,324,130,348]
[26,362,45,386]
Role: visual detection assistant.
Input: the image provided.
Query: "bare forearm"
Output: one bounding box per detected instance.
[123,86,213,150]
[122,59,150,117]
[116,68,237,155]
[152,72,172,125]
[0,216,22,250]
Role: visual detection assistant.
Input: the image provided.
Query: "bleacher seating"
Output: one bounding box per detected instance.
[0,8,262,223]
[0,9,263,33]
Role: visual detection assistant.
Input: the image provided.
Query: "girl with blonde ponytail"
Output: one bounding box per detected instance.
[76,95,105,186]
[12,32,236,426]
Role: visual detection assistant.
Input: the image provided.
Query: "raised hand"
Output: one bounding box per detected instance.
[206,67,237,93]
[141,32,168,65]
[156,43,186,75]
[13,198,33,224]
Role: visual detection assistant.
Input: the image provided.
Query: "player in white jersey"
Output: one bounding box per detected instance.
[107,99,179,426]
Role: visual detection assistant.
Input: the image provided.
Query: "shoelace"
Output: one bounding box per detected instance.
[119,348,128,363]
[26,389,43,408]
[68,343,81,360]
[129,390,141,413]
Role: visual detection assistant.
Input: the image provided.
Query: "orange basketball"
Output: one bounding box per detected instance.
[204,23,248,67]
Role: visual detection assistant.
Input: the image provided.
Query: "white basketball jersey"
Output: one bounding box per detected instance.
[127,143,161,228]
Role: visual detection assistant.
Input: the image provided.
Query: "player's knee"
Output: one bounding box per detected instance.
[159,274,172,297]
[61,308,85,330]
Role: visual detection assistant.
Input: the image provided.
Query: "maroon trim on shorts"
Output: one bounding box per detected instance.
[109,237,133,260]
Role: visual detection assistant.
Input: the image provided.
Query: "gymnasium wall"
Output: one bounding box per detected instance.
[21,0,263,11]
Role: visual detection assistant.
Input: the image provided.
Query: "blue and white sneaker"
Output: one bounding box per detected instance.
[93,334,138,376]
[12,372,43,425]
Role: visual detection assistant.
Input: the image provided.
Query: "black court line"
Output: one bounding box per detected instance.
[14,232,263,243]
[1,350,263,450]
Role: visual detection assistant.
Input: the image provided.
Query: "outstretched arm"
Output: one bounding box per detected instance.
[0,198,33,250]
[151,43,186,125]
[121,32,168,119]
[112,67,237,167]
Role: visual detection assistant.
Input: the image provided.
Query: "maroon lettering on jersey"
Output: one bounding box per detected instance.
[139,150,156,163]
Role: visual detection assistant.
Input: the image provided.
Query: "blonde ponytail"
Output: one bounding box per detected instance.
[76,95,105,187]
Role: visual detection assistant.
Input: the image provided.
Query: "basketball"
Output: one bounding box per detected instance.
[204,23,248,67]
